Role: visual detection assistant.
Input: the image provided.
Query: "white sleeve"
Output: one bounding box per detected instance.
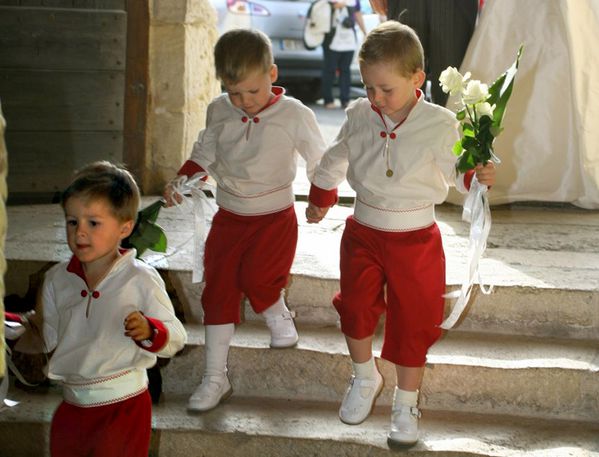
[295,108,328,182]
[188,102,217,171]
[311,119,351,190]
[141,270,188,358]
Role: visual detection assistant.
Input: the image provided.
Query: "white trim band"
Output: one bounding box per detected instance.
[216,184,295,215]
[62,369,148,407]
[354,199,435,232]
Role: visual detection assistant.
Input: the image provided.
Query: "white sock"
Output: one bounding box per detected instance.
[394,387,419,407]
[261,292,289,318]
[203,323,235,378]
[352,356,377,380]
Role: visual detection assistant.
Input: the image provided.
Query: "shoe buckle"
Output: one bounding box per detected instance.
[410,406,421,418]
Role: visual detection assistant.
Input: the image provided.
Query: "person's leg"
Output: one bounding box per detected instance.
[239,207,299,348]
[322,43,337,106]
[338,50,354,107]
[334,217,386,425]
[191,209,250,411]
[382,223,445,445]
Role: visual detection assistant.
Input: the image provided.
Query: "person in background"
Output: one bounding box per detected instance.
[322,0,368,109]
[44,161,187,457]
[369,0,480,106]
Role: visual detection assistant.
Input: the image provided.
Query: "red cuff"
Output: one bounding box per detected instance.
[177,160,207,180]
[136,316,169,352]
[464,170,475,191]
[309,184,338,208]
[5,312,23,324]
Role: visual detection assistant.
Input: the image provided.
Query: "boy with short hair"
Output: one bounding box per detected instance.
[306,21,495,445]
[44,161,187,456]
[163,28,327,412]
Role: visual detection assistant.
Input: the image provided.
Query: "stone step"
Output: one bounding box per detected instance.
[5,201,599,340]
[1,388,598,457]
[162,323,599,423]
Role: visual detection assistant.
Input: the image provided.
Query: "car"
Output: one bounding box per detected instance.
[211,0,380,101]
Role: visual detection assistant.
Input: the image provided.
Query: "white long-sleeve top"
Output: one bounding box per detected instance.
[42,249,187,406]
[312,93,471,231]
[181,87,327,216]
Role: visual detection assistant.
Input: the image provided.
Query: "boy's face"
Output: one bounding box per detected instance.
[64,196,133,270]
[360,61,425,123]
[224,65,278,116]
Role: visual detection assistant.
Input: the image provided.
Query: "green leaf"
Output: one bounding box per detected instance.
[121,200,168,257]
[488,44,523,130]
[453,140,464,156]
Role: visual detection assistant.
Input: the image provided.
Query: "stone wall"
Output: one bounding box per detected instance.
[146,0,221,193]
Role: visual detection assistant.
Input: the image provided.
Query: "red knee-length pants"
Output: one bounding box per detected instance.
[202,206,298,324]
[50,389,152,457]
[333,217,445,367]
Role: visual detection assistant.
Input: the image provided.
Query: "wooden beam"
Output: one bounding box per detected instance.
[123,0,149,192]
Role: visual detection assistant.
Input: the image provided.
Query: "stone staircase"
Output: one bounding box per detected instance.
[1,199,598,456]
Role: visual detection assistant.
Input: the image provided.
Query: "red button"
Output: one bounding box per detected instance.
[81,290,87,297]
[92,291,100,299]
[241,116,248,123]
[380,131,387,138]
[253,117,260,123]
[390,132,397,139]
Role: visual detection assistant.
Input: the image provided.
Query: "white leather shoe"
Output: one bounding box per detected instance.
[339,371,383,425]
[265,310,299,348]
[187,375,232,412]
[387,403,421,445]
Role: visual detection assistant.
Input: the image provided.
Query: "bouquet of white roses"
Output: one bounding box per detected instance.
[439,45,523,173]
[437,46,522,330]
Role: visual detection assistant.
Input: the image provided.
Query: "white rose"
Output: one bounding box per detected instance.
[439,67,470,96]
[462,80,489,105]
[475,101,495,118]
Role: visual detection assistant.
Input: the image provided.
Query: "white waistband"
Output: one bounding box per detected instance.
[353,199,435,232]
[62,369,148,407]
[216,184,294,215]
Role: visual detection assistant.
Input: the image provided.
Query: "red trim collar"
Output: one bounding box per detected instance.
[370,88,423,131]
[66,248,130,282]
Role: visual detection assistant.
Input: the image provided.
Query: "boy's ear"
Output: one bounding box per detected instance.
[120,220,135,240]
[270,64,278,83]
[412,69,426,89]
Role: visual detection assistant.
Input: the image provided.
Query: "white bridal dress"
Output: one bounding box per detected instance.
[446,0,599,209]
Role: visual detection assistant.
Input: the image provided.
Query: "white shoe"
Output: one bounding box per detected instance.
[187,375,233,412]
[265,310,299,348]
[339,371,383,425]
[387,403,421,445]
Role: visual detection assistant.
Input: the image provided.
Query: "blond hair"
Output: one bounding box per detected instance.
[214,29,274,84]
[61,161,140,222]
[359,21,424,77]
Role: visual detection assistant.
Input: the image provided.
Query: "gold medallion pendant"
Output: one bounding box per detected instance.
[386,169,394,178]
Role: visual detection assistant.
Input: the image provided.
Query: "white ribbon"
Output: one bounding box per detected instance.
[168,173,217,283]
[441,179,494,329]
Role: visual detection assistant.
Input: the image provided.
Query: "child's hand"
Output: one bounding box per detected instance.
[124,311,152,341]
[162,182,183,208]
[475,162,496,187]
[306,202,329,223]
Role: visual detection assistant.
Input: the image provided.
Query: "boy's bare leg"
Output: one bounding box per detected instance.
[395,365,424,391]
[345,334,374,363]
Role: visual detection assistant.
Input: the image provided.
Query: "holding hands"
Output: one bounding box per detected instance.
[124,311,152,342]
[306,202,330,224]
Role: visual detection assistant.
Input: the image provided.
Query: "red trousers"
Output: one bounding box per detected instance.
[202,206,298,324]
[50,389,152,457]
[334,217,445,367]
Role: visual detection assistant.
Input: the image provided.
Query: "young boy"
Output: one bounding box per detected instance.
[43,161,187,457]
[306,21,496,445]
[163,29,327,412]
